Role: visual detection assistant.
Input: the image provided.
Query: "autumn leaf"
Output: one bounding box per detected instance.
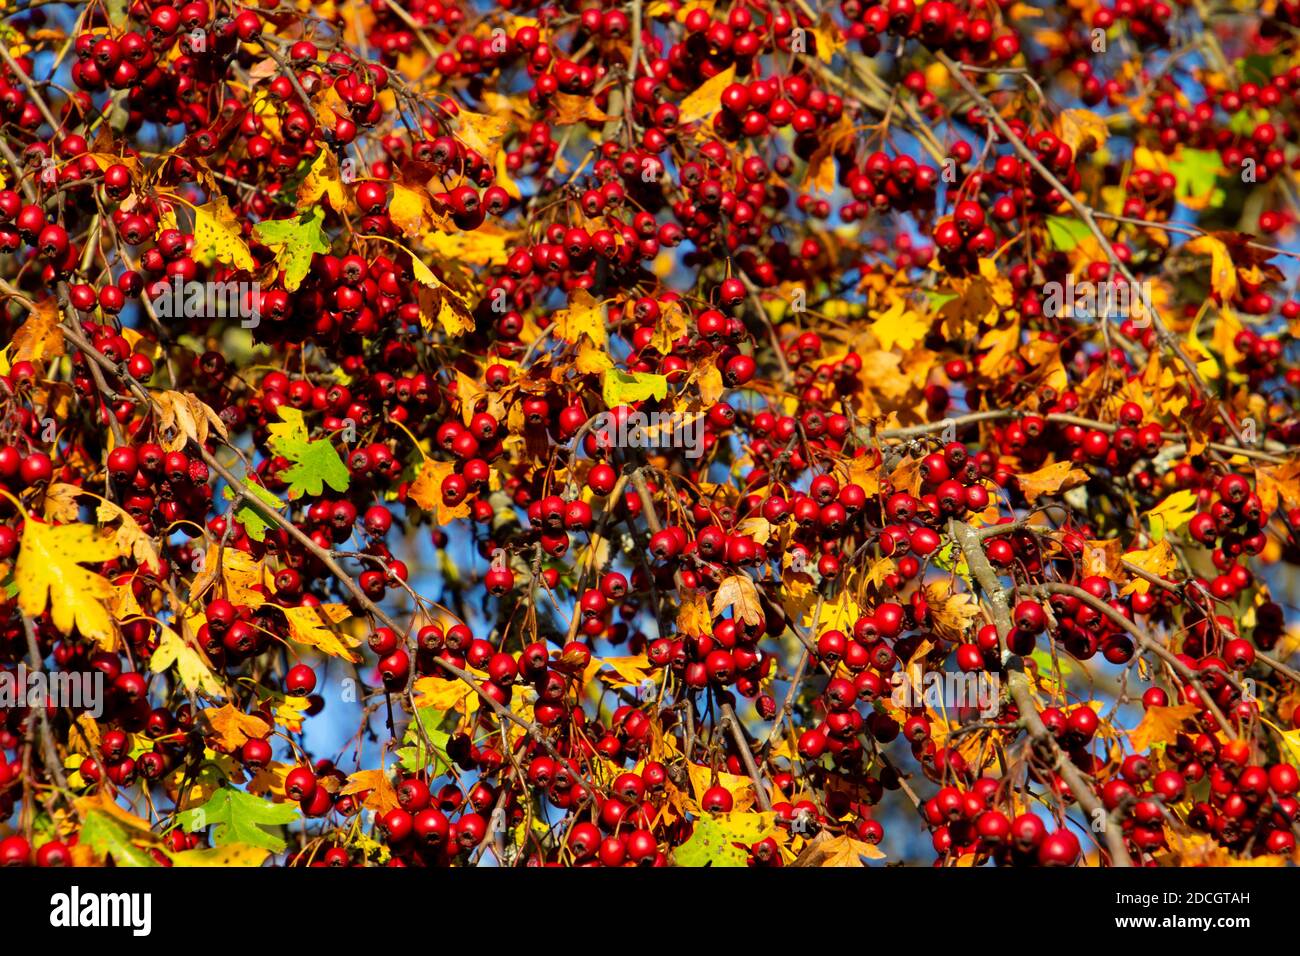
[267,405,350,498]
[16,518,121,645]
[1145,489,1199,541]
[151,626,226,698]
[792,831,885,866]
[1127,703,1200,752]
[193,195,256,272]
[11,298,65,365]
[408,456,473,525]
[388,182,432,238]
[1185,234,1238,302]
[204,703,271,750]
[922,581,980,640]
[678,65,736,125]
[1120,539,1177,595]
[341,769,401,816]
[553,93,614,125]
[1018,460,1088,503]
[869,298,929,352]
[677,589,713,636]
[712,573,764,627]
[95,497,160,571]
[674,811,776,866]
[554,288,608,346]
[281,603,360,662]
[1053,108,1109,155]
[603,369,668,408]
[297,149,348,213]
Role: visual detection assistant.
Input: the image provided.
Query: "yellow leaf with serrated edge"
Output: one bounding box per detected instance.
[677,589,713,636]
[204,703,270,750]
[171,845,271,867]
[11,299,65,365]
[1018,459,1088,503]
[151,626,225,698]
[1127,702,1199,751]
[922,582,980,640]
[1120,539,1177,595]
[455,108,509,163]
[388,183,430,238]
[413,675,474,711]
[554,289,607,346]
[282,603,360,662]
[298,149,347,213]
[679,65,736,125]
[193,195,255,272]
[16,519,120,646]
[648,299,689,354]
[408,457,472,525]
[869,298,929,352]
[341,769,401,815]
[1185,235,1237,302]
[793,831,885,866]
[576,340,613,374]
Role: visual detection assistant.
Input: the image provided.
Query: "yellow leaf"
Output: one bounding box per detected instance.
[1185,235,1237,302]
[1256,458,1300,517]
[686,763,754,810]
[553,288,607,346]
[16,518,120,645]
[341,769,401,815]
[1127,702,1199,751]
[193,195,256,272]
[204,703,270,750]
[648,299,689,355]
[11,299,65,366]
[171,844,271,867]
[1145,489,1199,541]
[43,482,82,523]
[869,298,929,352]
[151,625,226,698]
[297,149,347,213]
[436,292,475,338]
[712,573,764,627]
[281,603,360,662]
[455,108,510,164]
[922,582,980,641]
[413,675,474,711]
[408,457,473,525]
[793,831,885,866]
[584,654,654,688]
[677,588,713,636]
[388,182,431,238]
[575,340,613,374]
[426,225,516,266]
[1120,540,1177,595]
[95,498,161,571]
[678,65,736,125]
[1018,460,1088,503]
[553,93,614,124]
[1053,108,1109,155]
[696,364,724,405]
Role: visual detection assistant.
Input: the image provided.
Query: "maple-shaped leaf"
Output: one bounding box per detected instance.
[408,457,472,525]
[1018,459,1088,503]
[792,831,885,866]
[204,703,271,750]
[1120,540,1177,595]
[396,704,454,775]
[1127,702,1200,752]
[553,288,608,346]
[712,573,764,627]
[1052,108,1109,155]
[251,207,331,292]
[11,298,64,366]
[193,195,256,272]
[267,406,349,498]
[582,654,654,689]
[869,298,930,352]
[151,626,225,699]
[224,479,286,543]
[388,182,431,238]
[922,581,981,641]
[553,93,614,125]
[673,811,776,867]
[341,769,401,816]
[177,785,300,852]
[676,589,713,637]
[281,603,360,662]
[94,496,160,571]
[16,518,120,645]
[1255,458,1300,517]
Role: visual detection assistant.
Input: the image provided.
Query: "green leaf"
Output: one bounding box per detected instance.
[1169,148,1225,209]
[266,406,350,498]
[251,207,331,292]
[81,811,158,867]
[396,706,453,776]
[224,479,285,542]
[176,786,300,853]
[1044,216,1093,251]
[602,370,669,409]
[673,812,777,867]
[1228,108,1271,138]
